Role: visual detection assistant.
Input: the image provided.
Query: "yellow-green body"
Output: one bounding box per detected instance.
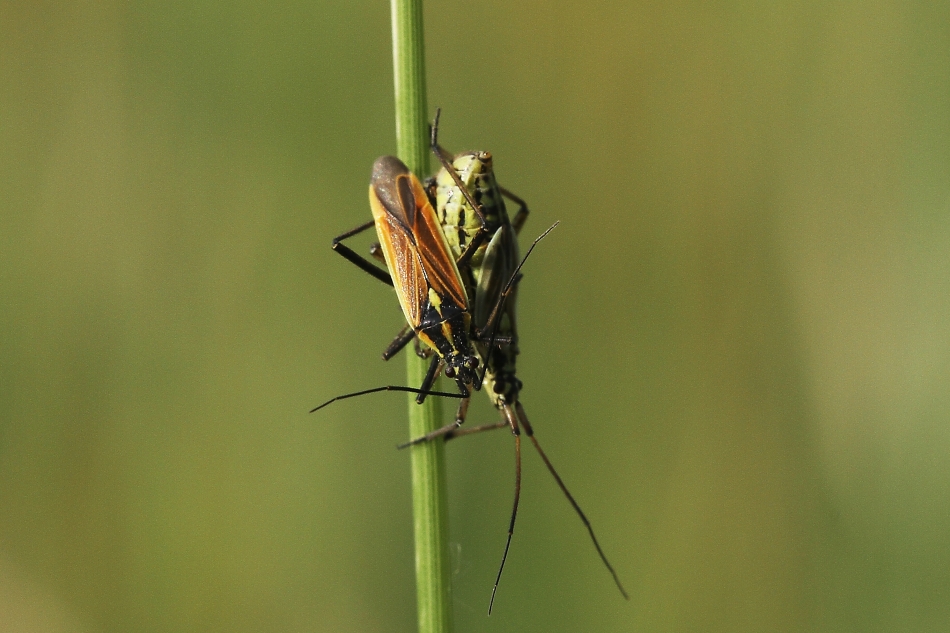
[434,152,509,269]
[431,152,522,409]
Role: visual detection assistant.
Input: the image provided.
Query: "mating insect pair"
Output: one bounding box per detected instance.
[314,111,627,613]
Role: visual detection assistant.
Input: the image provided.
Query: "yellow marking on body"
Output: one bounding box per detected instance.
[428,287,442,315]
[418,331,437,352]
[441,322,455,347]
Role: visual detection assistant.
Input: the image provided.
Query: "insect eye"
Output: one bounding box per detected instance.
[444,366,456,378]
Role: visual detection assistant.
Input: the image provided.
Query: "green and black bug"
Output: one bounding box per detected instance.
[423,111,628,612]
[314,110,625,613]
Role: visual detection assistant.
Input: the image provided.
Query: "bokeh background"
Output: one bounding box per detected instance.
[2,1,949,631]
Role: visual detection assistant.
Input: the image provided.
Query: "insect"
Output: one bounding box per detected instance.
[422,112,629,612]
[314,111,625,613]
[311,149,541,435]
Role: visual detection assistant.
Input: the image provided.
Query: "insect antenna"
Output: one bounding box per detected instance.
[312,358,469,413]
[429,108,455,165]
[476,222,560,388]
[516,401,629,600]
[488,406,522,615]
[309,384,468,413]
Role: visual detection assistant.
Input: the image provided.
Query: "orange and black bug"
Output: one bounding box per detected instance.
[312,153,539,437]
[311,155,479,422]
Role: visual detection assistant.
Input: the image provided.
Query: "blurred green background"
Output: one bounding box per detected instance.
[2,1,949,631]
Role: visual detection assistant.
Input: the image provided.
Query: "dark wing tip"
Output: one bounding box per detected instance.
[372,155,419,228]
[372,155,409,185]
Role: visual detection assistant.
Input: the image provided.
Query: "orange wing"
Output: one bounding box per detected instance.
[369,156,468,330]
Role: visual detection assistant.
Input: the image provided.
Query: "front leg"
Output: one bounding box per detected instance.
[332,220,393,286]
[398,394,473,448]
[499,186,529,235]
[381,324,417,361]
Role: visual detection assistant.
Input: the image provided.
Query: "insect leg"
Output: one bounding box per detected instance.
[414,355,443,404]
[332,220,394,286]
[444,419,508,441]
[368,242,386,264]
[380,324,433,362]
[515,402,629,600]
[412,336,431,359]
[499,186,530,235]
[397,393,472,449]
[381,324,416,361]
[488,404,522,615]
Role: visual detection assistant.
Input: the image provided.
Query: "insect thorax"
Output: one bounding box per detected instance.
[416,295,471,355]
[435,151,508,267]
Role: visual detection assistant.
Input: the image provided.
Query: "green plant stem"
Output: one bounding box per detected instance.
[390,2,453,633]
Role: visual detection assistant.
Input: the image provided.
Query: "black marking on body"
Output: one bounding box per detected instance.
[419,311,470,359]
